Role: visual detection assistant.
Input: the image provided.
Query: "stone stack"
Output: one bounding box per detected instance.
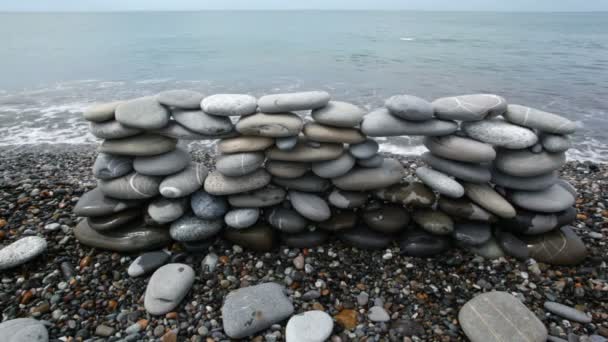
[379,94,585,264]
[73,90,586,265]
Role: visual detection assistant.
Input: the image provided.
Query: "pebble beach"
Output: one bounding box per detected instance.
[0,144,606,341]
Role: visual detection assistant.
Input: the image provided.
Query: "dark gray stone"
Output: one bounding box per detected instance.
[92,153,133,180]
[87,208,140,231]
[127,250,171,277]
[340,226,393,249]
[399,230,450,257]
[452,222,492,246]
[169,213,223,242]
[172,109,233,135]
[281,230,328,248]
[191,190,228,220]
[266,207,308,233]
[74,187,142,217]
[361,107,458,136]
[74,219,171,252]
[422,152,491,183]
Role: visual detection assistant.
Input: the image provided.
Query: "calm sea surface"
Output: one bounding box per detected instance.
[0,11,607,160]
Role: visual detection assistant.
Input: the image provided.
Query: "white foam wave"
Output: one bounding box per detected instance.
[379,143,428,156]
[400,37,415,41]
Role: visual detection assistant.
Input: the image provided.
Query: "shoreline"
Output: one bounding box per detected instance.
[0,145,607,340]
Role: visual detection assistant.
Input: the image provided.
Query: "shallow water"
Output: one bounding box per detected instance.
[0,11,607,160]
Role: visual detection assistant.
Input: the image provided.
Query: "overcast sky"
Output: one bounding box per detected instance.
[2,0,608,12]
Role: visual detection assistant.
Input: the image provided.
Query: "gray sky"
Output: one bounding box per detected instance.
[2,0,608,12]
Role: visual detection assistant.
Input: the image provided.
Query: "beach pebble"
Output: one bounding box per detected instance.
[98,172,161,200]
[368,306,391,322]
[147,197,188,224]
[332,158,404,191]
[236,112,304,137]
[266,160,310,179]
[385,94,434,121]
[215,152,265,177]
[521,226,587,265]
[74,219,171,252]
[266,207,308,233]
[495,149,565,177]
[217,136,275,154]
[127,250,171,277]
[362,204,410,234]
[169,213,223,242]
[73,187,142,217]
[543,302,591,323]
[222,283,294,338]
[328,189,368,209]
[273,172,331,192]
[115,96,170,130]
[87,208,140,231]
[144,263,195,315]
[0,236,47,271]
[459,291,547,342]
[340,226,393,249]
[224,224,276,252]
[204,169,271,195]
[452,222,492,246]
[422,152,491,183]
[423,135,496,163]
[286,310,333,342]
[491,168,557,191]
[172,109,233,135]
[438,197,497,222]
[311,100,366,128]
[412,209,453,235]
[361,107,458,136]
[83,101,122,122]
[224,208,259,229]
[228,185,286,207]
[495,231,529,260]
[281,230,329,248]
[92,153,133,180]
[357,153,384,168]
[432,94,507,121]
[470,237,505,259]
[276,136,299,150]
[133,147,190,176]
[89,120,142,139]
[311,152,356,178]
[349,139,379,159]
[541,133,572,152]
[0,318,48,342]
[304,122,365,144]
[399,230,450,257]
[99,134,177,156]
[156,89,204,109]
[504,104,576,134]
[266,140,343,162]
[463,182,516,219]
[201,93,257,116]
[319,210,357,232]
[415,167,464,198]
[462,118,538,149]
[258,91,330,113]
[289,190,331,222]
[154,120,235,140]
[159,162,208,198]
[498,207,575,235]
[374,182,435,207]
[509,184,575,213]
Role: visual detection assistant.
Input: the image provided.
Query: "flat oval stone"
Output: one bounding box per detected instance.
[83,101,122,122]
[357,154,384,168]
[385,94,434,121]
[504,104,576,134]
[432,94,507,121]
[224,224,276,252]
[258,91,330,113]
[452,222,492,246]
[127,250,171,277]
[87,208,141,231]
[543,302,591,323]
[311,153,356,178]
[362,204,410,234]
[374,182,435,208]
[156,89,204,109]
[498,207,575,235]
[74,219,171,252]
[470,237,505,259]
[266,160,310,179]
[540,133,571,153]
[281,230,328,248]
[289,190,331,222]
[0,318,48,342]
[437,197,497,222]
[228,185,286,207]
[144,263,195,315]
[99,172,161,200]
[415,167,464,198]
[147,197,188,224]
[266,207,308,233]
[412,209,453,235]
[93,153,133,180]
[221,283,294,338]
[201,94,257,116]
[423,135,496,163]
[508,184,575,213]
[159,163,208,198]
[462,118,538,149]
[115,97,170,130]
[172,109,233,135]
[236,112,303,137]
[399,230,450,257]
[74,187,142,217]
[303,123,365,144]
[495,231,529,260]
[273,173,331,192]
[191,190,228,219]
[267,140,343,162]
[133,148,190,176]
[349,139,379,159]
[463,182,516,219]
[99,134,177,156]
[491,168,557,191]
[556,179,577,198]
[217,136,274,154]
[215,152,265,177]
[340,226,393,249]
[276,136,299,150]
[224,208,259,229]
[286,310,334,342]
[154,121,235,140]
[169,213,223,242]
[318,210,357,232]
[328,189,368,209]
[495,149,566,177]
[90,120,142,139]
[459,291,547,342]
[422,152,491,183]
[361,108,458,137]
[204,169,271,195]
[311,100,366,128]
[522,226,587,265]
[333,158,404,191]
[0,236,47,271]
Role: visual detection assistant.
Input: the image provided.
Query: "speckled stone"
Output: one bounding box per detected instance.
[462,118,538,149]
[236,112,303,137]
[169,213,223,242]
[416,167,464,198]
[201,93,257,116]
[0,236,47,271]
[190,190,228,220]
[204,169,271,195]
[432,94,507,121]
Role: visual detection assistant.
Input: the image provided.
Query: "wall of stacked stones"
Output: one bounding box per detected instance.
[74,90,586,266]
